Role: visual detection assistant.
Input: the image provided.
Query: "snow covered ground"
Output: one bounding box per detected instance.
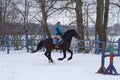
[0,50,120,80]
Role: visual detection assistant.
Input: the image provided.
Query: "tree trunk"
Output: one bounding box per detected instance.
[95,0,104,52]
[24,0,29,33]
[95,0,109,53]
[42,11,51,38]
[103,0,109,41]
[0,6,2,37]
[39,0,51,38]
[75,0,85,52]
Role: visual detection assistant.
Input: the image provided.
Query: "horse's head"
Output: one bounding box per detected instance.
[71,30,80,39]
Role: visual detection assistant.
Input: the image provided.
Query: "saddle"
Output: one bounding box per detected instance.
[52,37,60,46]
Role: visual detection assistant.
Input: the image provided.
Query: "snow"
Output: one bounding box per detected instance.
[0,50,120,80]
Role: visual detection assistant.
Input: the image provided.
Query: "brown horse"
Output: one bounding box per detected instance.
[31,29,80,63]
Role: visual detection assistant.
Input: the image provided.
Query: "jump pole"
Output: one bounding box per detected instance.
[95,34,99,54]
[6,35,10,54]
[42,32,46,52]
[97,49,106,73]
[26,32,29,53]
[118,38,120,54]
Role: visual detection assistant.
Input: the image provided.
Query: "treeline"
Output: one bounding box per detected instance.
[4,22,120,36]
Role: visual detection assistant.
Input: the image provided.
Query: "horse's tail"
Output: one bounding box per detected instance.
[31,40,43,53]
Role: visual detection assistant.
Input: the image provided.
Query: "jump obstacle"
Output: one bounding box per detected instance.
[75,35,120,75]
[97,45,120,75]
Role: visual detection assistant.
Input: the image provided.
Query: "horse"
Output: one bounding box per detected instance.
[31,29,80,63]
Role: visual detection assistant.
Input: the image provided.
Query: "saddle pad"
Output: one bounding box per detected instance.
[52,38,59,45]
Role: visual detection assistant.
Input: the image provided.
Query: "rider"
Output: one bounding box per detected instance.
[55,21,62,40]
[53,21,63,48]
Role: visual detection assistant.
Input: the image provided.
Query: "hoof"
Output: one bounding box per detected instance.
[68,57,72,60]
[58,58,63,61]
[31,51,36,53]
[48,60,53,63]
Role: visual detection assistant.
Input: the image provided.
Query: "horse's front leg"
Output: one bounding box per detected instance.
[67,49,73,60]
[44,51,48,58]
[48,51,53,63]
[58,49,66,61]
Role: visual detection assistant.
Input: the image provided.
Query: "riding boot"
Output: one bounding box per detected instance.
[55,44,59,48]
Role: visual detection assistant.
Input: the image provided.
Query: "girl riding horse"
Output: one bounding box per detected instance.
[31,29,80,63]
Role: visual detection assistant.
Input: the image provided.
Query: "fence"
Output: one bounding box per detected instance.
[0,32,47,54]
[0,33,120,54]
[0,33,28,54]
[72,35,120,54]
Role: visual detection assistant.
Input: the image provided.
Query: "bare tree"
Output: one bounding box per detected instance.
[24,0,29,33]
[63,0,84,52]
[0,0,13,50]
[0,0,2,37]
[0,0,4,50]
[103,0,109,42]
[95,0,109,52]
[75,0,85,52]
[95,0,104,52]
[36,0,59,38]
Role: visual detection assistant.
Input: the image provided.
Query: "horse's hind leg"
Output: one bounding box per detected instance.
[58,49,66,61]
[44,50,53,63]
[67,49,73,60]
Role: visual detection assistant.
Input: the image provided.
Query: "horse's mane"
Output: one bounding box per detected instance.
[61,29,76,38]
